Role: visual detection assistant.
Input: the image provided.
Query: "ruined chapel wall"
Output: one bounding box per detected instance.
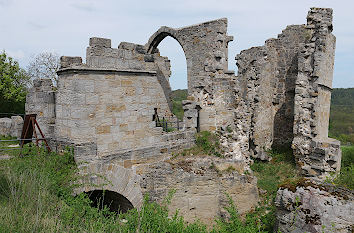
[146,19,236,132]
[235,25,307,159]
[25,79,56,138]
[55,70,170,158]
[292,8,341,179]
[84,37,173,116]
[53,37,197,163]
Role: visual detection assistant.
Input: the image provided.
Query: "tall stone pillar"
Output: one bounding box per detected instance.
[292,8,341,179]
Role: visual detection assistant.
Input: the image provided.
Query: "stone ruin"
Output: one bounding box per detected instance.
[25,7,344,227]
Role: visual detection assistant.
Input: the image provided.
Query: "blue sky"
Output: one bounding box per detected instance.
[1,0,353,89]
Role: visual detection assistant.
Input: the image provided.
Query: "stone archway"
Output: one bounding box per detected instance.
[76,163,143,210]
[145,19,232,95]
[146,26,182,54]
[85,189,134,213]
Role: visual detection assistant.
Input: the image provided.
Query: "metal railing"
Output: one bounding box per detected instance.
[153,109,182,132]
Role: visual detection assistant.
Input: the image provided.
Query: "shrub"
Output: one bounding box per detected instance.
[212,195,265,233]
[195,131,223,157]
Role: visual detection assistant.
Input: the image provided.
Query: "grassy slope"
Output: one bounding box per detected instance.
[171,89,188,120]
[329,88,354,144]
[0,143,268,233]
[0,146,209,233]
[250,145,354,231]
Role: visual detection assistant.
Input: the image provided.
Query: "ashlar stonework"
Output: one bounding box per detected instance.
[25,7,342,225]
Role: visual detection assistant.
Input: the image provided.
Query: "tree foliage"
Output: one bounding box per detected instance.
[0,51,30,114]
[27,52,60,86]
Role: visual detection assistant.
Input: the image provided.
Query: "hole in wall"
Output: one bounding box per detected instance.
[157,37,188,120]
[84,190,134,214]
[157,37,187,91]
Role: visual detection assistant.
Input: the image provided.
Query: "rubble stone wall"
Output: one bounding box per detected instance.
[292,8,341,179]
[235,25,307,160]
[0,116,23,138]
[25,79,56,138]
[141,156,259,226]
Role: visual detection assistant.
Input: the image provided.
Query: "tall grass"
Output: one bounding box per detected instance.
[2,143,349,232]
[0,145,267,232]
[334,146,354,190]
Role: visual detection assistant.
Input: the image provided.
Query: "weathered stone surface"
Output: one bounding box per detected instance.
[25,79,56,139]
[0,116,23,138]
[0,118,12,136]
[10,116,23,138]
[141,155,259,226]
[292,8,340,179]
[234,23,308,160]
[275,181,354,233]
[76,162,144,209]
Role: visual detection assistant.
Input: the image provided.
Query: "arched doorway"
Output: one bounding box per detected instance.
[156,36,188,120]
[146,26,192,93]
[158,36,187,91]
[85,190,134,213]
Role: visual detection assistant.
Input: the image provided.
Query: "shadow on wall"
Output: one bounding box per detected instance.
[84,190,134,214]
[273,54,298,148]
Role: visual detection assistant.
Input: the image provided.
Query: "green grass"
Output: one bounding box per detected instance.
[171,89,188,120]
[0,135,21,157]
[175,131,224,158]
[334,145,354,190]
[249,148,300,232]
[329,88,354,145]
[0,144,270,233]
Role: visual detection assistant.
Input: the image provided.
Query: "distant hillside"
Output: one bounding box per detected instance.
[331,88,354,106]
[330,88,354,144]
[171,88,354,144]
[171,89,188,120]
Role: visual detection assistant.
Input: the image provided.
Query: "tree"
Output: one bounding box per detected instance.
[0,51,30,114]
[27,52,60,86]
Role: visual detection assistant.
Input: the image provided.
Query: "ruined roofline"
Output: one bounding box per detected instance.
[152,18,228,31]
[174,17,228,30]
[57,67,157,76]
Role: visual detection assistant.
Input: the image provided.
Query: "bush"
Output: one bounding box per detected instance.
[212,195,265,233]
[195,131,223,157]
